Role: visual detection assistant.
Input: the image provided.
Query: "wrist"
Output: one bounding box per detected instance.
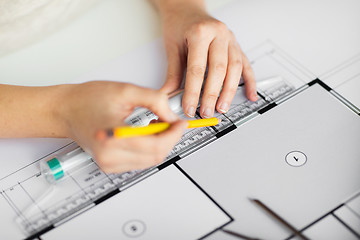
[49,84,75,138]
[152,0,207,19]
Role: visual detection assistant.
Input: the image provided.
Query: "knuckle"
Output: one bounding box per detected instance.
[188,65,206,78]
[207,92,219,101]
[213,20,227,32]
[229,58,242,69]
[188,22,208,36]
[205,92,219,102]
[187,20,229,40]
[214,63,227,75]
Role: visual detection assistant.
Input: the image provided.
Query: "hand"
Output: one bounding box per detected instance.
[157,1,257,118]
[60,81,187,173]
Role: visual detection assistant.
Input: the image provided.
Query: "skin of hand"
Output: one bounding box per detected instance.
[151,0,257,118]
[62,81,188,173]
[0,82,187,173]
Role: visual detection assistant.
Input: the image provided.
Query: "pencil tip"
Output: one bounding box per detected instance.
[106,129,114,138]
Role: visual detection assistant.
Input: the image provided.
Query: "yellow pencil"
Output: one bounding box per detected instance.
[108,117,220,138]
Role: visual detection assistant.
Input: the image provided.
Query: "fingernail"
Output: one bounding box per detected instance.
[218,102,229,113]
[202,107,213,118]
[186,106,195,118]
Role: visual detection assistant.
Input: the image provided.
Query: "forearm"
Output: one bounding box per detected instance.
[0,84,70,138]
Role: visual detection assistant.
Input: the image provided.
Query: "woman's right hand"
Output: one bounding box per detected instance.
[60,81,187,173]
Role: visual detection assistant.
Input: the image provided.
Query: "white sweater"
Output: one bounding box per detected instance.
[0,0,99,57]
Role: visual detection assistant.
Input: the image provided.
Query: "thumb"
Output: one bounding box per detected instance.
[154,119,188,150]
[123,85,179,123]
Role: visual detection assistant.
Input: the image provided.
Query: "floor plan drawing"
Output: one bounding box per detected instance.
[1,39,359,239]
[0,0,359,238]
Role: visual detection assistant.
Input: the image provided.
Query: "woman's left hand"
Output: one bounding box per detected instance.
[156,0,257,118]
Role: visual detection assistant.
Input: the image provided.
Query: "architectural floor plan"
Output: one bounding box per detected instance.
[1,39,359,239]
[0,0,359,239]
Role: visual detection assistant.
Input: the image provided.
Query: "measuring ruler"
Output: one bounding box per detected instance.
[19,78,295,238]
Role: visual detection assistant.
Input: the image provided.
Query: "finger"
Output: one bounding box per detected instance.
[96,120,187,157]
[122,85,179,123]
[241,51,257,101]
[183,39,209,118]
[161,47,186,94]
[200,37,228,118]
[98,148,163,173]
[98,120,187,173]
[216,41,243,113]
[152,119,188,151]
[112,120,187,153]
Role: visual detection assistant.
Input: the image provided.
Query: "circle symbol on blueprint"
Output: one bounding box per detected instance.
[123,220,146,237]
[285,151,307,167]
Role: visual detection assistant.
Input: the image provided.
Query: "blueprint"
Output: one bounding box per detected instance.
[0,0,360,239]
